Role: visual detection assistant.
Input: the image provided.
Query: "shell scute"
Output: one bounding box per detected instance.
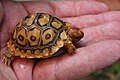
[20,50,26,58]
[51,45,59,55]
[26,50,34,58]
[27,27,41,47]
[51,17,63,30]
[16,27,27,47]
[14,48,20,56]
[41,27,58,46]
[25,13,37,26]
[34,50,42,58]
[42,48,50,57]
[37,13,51,26]
[60,30,67,40]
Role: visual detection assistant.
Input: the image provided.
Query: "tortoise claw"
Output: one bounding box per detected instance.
[2,56,12,65]
[2,50,13,65]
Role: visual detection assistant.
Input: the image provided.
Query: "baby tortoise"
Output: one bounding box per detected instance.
[2,13,84,65]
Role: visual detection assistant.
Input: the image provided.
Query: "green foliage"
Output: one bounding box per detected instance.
[90,70,104,78]
[112,62,120,73]
[89,61,120,80]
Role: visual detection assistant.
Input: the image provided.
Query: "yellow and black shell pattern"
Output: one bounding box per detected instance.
[8,13,69,58]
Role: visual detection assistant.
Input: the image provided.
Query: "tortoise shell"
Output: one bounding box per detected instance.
[7,13,73,58]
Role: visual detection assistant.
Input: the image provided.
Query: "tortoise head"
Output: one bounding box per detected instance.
[68,27,84,43]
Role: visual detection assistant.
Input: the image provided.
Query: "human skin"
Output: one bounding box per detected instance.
[0,0,120,80]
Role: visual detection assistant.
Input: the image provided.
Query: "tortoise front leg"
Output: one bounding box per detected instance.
[2,50,13,65]
[64,38,76,54]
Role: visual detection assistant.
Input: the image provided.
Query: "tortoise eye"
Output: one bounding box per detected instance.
[30,35,36,41]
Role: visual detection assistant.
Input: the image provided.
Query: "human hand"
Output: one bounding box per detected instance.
[0,1,120,80]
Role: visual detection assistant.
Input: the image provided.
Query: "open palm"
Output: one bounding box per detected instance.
[0,1,120,80]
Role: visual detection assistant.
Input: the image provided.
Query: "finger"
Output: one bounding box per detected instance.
[2,1,28,31]
[64,11,120,28]
[33,40,120,80]
[77,21,120,47]
[12,58,34,80]
[0,2,3,24]
[0,62,18,80]
[22,1,108,17]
